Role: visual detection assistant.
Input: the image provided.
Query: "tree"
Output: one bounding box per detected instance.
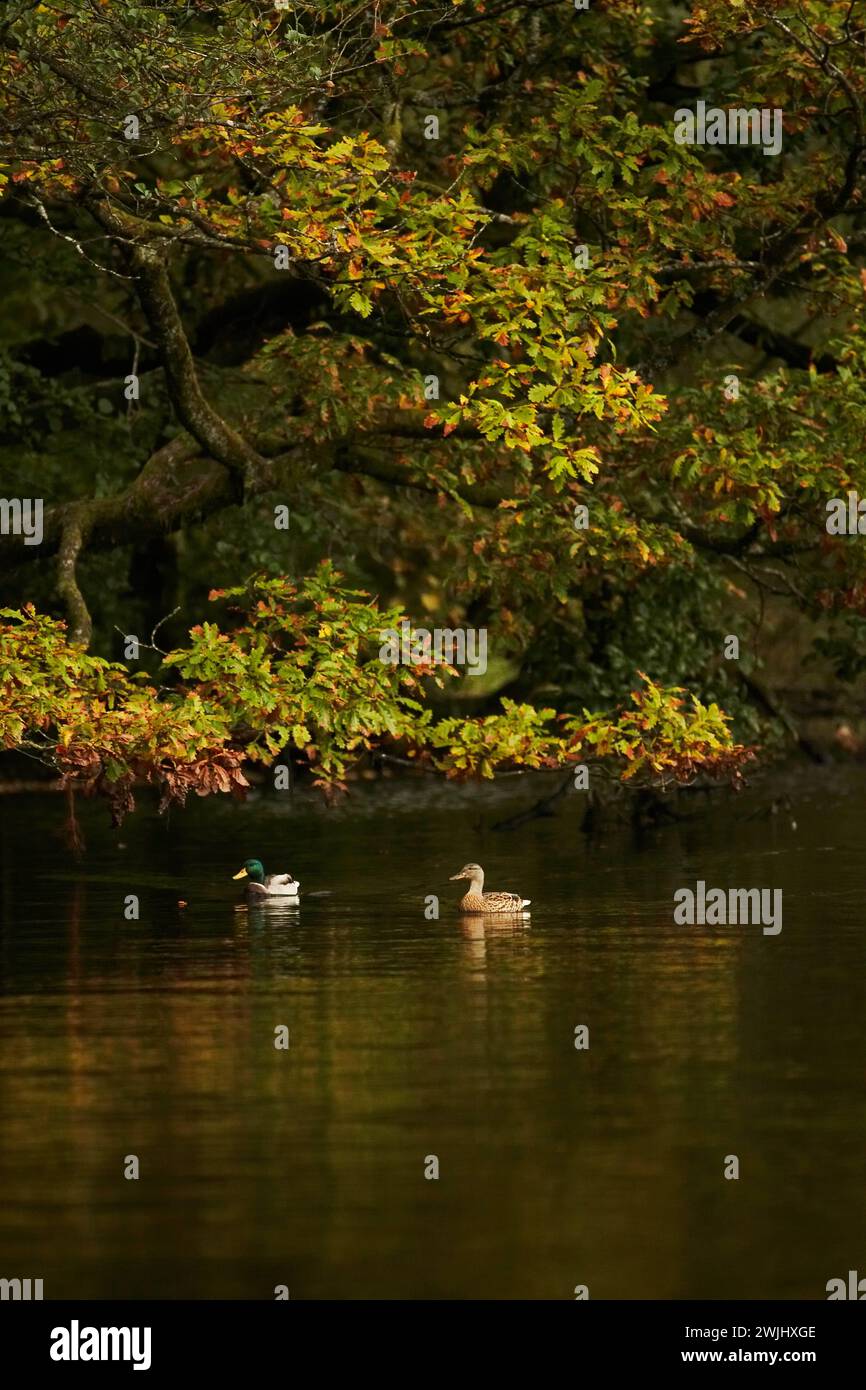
[2,0,863,815]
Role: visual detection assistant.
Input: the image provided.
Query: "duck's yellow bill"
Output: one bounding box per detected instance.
[232,868,248,880]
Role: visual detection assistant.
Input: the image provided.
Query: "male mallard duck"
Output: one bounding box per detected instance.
[449,862,530,914]
[232,858,300,899]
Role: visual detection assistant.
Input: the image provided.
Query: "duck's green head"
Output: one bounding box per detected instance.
[233,858,265,884]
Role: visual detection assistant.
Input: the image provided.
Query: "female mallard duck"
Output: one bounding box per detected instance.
[232,858,300,900]
[449,863,530,914]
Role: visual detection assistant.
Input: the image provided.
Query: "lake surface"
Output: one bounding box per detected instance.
[1,767,864,1299]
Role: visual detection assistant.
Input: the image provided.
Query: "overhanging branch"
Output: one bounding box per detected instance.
[87,201,267,488]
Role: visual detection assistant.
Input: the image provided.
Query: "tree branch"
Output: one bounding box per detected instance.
[333,440,501,507]
[1,438,234,575]
[0,421,508,586]
[56,505,92,647]
[87,200,267,488]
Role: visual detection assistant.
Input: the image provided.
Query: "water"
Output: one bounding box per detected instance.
[0,768,864,1299]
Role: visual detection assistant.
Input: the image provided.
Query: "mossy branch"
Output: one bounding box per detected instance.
[56,506,92,648]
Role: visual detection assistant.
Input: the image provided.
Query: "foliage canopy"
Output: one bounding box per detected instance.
[1,0,864,811]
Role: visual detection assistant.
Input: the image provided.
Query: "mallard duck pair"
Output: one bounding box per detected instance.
[232,858,529,916]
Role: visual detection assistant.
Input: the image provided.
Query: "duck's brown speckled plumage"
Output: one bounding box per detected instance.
[449,863,530,915]
[458,889,528,914]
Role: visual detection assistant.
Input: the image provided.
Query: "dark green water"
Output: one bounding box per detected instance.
[1,768,864,1300]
